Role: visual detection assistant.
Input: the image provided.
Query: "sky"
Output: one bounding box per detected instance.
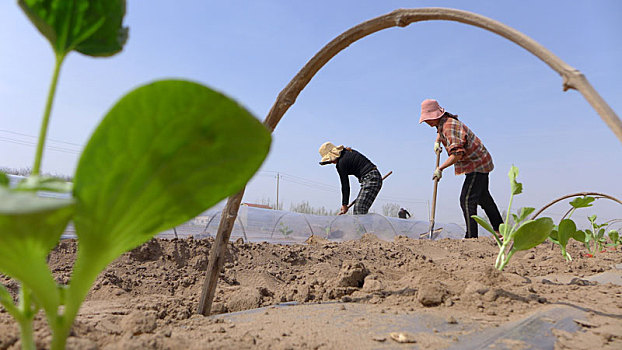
[1,0,621,230]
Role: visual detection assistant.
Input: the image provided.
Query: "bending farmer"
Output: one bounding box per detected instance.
[319,142,382,215]
[398,208,411,219]
[419,99,503,239]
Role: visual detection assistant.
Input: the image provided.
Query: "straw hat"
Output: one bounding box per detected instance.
[318,142,344,164]
[419,99,445,123]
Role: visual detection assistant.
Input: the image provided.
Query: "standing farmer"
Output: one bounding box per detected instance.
[419,99,503,239]
[319,142,382,215]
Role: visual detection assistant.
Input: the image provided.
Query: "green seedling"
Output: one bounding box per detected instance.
[606,229,621,249]
[0,2,271,349]
[581,214,614,255]
[278,222,293,236]
[548,196,595,261]
[472,166,553,270]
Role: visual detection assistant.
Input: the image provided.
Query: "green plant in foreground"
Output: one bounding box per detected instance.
[0,1,271,349]
[548,196,595,261]
[472,166,554,270]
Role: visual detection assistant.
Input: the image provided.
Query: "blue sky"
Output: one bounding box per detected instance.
[1,0,620,228]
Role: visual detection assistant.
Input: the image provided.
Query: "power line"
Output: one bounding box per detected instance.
[0,129,83,147]
[0,136,80,154]
[258,170,337,192]
[256,170,430,203]
[262,170,338,190]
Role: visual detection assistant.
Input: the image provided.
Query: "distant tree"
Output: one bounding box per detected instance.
[290,200,337,216]
[1,166,33,176]
[0,167,73,181]
[259,197,283,210]
[382,203,401,217]
[290,200,312,214]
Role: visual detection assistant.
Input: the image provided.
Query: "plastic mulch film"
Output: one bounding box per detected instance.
[9,174,476,242]
[216,303,585,350]
[157,205,470,243]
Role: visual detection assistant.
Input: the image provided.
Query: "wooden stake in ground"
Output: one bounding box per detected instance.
[428,147,442,239]
[197,190,245,316]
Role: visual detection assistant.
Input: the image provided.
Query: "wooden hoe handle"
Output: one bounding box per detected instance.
[346,170,393,209]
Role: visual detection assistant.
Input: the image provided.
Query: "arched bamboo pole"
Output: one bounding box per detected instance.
[531,192,622,219]
[263,8,622,139]
[197,7,622,315]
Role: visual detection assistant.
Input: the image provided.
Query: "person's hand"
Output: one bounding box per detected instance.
[339,205,349,215]
[434,142,442,153]
[432,167,442,181]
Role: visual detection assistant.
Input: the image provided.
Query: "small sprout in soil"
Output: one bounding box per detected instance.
[580,215,618,255]
[278,222,294,236]
[548,196,594,261]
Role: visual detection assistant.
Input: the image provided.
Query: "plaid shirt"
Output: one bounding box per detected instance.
[438,116,494,175]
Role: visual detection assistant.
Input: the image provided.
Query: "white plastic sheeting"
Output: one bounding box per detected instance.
[158,205,470,242]
[7,175,471,242]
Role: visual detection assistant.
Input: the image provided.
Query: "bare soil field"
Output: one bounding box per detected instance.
[1,235,621,349]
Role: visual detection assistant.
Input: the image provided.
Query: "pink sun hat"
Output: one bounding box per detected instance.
[419,99,445,123]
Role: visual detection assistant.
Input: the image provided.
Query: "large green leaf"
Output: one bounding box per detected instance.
[0,173,8,187]
[549,228,559,242]
[609,230,620,243]
[572,229,586,243]
[508,165,522,195]
[597,228,606,239]
[569,196,594,209]
[512,217,554,251]
[73,80,271,261]
[517,207,535,223]
[471,215,496,235]
[0,283,20,319]
[557,219,576,247]
[18,0,128,57]
[499,223,508,236]
[0,188,73,313]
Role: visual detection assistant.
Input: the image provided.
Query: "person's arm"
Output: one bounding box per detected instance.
[339,204,349,215]
[439,153,463,171]
[338,166,350,215]
[433,152,463,181]
[433,125,465,180]
[434,133,442,152]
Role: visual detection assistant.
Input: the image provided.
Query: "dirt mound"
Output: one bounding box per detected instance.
[1,236,621,349]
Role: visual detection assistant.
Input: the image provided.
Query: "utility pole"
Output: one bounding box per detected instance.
[276,172,280,210]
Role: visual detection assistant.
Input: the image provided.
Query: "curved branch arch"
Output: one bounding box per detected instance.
[198,7,622,315]
[532,191,622,219]
[264,7,622,141]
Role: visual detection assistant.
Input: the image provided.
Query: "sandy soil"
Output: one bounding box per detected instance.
[1,235,621,349]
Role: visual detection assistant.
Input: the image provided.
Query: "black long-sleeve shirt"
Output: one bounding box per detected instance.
[335,149,376,205]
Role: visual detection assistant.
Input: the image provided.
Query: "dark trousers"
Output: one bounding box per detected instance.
[460,172,503,238]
